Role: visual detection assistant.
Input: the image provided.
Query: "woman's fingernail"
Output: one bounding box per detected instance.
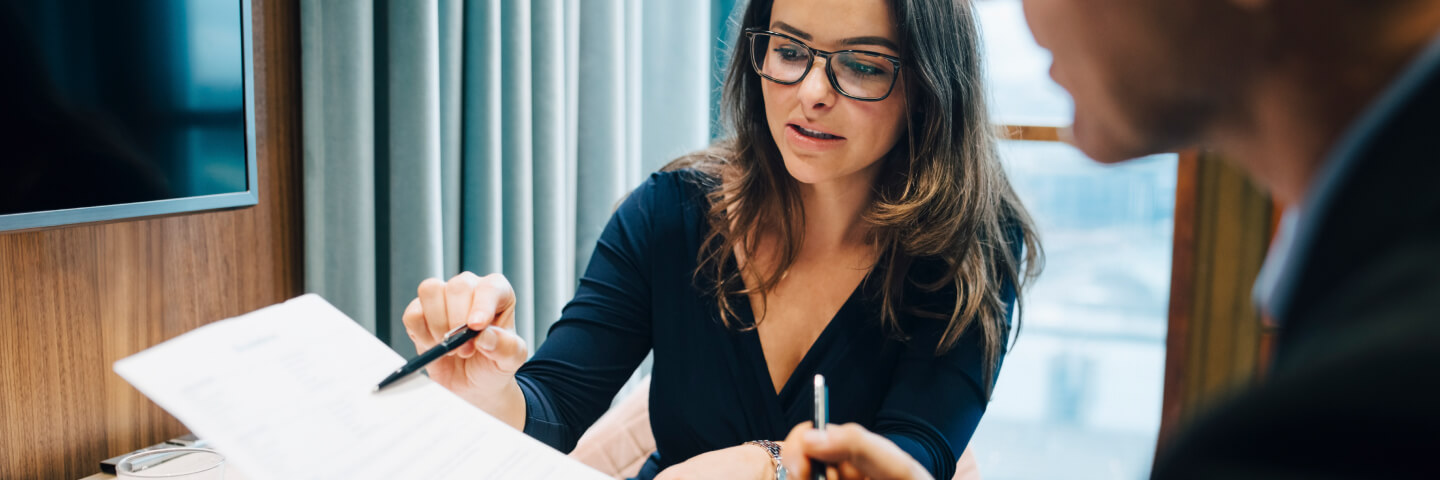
[478,328,499,350]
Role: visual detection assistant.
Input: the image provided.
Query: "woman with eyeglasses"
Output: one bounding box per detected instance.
[401,0,1041,479]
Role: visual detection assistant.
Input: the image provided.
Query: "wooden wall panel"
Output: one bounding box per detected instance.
[0,0,301,478]
[1155,151,1274,454]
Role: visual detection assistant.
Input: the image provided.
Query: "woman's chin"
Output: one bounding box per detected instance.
[779,151,885,189]
[780,155,836,185]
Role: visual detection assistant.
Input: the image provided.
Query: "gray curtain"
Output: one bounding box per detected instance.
[301,0,716,354]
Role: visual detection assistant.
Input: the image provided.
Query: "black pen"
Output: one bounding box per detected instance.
[374,323,484,392]
[812,374,828,480]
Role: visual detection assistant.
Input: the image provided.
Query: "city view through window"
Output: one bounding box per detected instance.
[970,2,1179,479]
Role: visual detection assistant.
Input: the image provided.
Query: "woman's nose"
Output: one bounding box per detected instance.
[796,57,838,109]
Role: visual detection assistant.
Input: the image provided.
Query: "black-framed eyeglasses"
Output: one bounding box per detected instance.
[744,28,903,102]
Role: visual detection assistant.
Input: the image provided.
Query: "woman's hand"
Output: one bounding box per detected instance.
[401,272,529,429]
[655,443,777,480]
[780,423,933,480]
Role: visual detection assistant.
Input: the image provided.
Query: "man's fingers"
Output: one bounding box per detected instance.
[822,423,929,480]
[417,277,449,341]
[783,423,930,480]
[835,463,865,480]
[400,298,434,352]
[781,423,818,478]
[473,327,528,374]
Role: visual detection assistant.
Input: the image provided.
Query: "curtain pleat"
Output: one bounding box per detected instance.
[439,0,464,279]
[300,0,376,332]
[640,0,712,173]
[624,0,643,187]
[461,0,504,280]
[384,0,445,353]
[574,0,630,277]
[562,0,580,306]
[499,0,536,342]
[304,0,720,354]
[530,0,570,346]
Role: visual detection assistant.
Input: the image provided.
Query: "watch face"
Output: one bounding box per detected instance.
[776,465,788,480]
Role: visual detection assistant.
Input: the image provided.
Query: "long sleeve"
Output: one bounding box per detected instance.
[874,236,1022,479]
[514,173,669,453]
[873,320,996,480]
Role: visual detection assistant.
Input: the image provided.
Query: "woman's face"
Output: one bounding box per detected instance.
[761,0,907,188]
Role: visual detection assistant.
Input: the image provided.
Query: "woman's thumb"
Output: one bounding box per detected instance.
[474,327,528,374]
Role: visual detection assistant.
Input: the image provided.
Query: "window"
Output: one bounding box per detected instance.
[972,2,1178,479]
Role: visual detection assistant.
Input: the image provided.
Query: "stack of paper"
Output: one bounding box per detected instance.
[115,294,608,480]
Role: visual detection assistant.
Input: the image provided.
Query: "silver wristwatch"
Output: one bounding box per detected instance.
[745,440,788,480]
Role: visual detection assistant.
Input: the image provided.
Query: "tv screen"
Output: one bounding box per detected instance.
[0,0,256,232]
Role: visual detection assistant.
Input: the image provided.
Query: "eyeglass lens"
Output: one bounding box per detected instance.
[750,33,896,100]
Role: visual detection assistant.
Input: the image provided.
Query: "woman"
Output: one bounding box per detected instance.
[401,0,1041,478]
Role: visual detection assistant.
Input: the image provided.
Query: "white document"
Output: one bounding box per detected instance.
[114,294,608,480]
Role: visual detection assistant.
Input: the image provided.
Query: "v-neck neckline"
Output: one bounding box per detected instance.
[730,258,877,405]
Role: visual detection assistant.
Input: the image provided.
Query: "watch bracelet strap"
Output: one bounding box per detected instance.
[744,440,784,476]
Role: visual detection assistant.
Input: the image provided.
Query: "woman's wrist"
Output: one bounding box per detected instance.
[459,376,527,430]
[744,440,788,480]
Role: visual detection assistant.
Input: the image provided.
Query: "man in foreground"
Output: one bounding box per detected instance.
[784,0,1440,478]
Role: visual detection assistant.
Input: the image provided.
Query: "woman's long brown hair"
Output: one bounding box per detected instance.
[671,0,1043,396]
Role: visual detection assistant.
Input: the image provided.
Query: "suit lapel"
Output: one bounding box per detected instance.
[1278,57,1440,350]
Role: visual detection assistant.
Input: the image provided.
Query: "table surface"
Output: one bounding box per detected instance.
[80,464,252,480]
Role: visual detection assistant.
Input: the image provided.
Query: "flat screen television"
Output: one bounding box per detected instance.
[0,0,257,232]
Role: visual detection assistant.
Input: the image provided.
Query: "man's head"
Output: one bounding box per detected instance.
[1022,0,1270,163]
[1023,0,1440,170]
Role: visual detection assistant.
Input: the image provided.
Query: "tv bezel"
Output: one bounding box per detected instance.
[0,0,259,233]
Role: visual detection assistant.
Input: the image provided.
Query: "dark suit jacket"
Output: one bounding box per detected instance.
[1151,47,1440,479]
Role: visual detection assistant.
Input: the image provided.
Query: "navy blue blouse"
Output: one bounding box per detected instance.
[514,170,1013,480]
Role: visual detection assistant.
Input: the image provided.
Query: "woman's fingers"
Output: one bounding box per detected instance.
[445,272,482,358]
[411,272,516,360]
[468,274,517,330]
[400,298,433,352]
[472,326,528,374]
[445,272,481,330]
[417,277,449,341]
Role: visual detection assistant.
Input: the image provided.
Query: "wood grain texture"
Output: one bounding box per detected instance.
[1154,151,1273,454]
[0,1,301,478]
[1156,150,1201,455]
[1000,124,1064,142]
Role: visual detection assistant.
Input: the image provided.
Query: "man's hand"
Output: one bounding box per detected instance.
[780,423,933,480]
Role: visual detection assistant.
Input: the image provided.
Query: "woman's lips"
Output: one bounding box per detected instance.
[785,124,846,151]
[790,124,843,139]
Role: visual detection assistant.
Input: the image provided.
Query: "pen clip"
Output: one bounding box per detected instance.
[443,323,470,340]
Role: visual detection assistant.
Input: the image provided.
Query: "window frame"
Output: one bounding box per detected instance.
[1000,124,1274,463]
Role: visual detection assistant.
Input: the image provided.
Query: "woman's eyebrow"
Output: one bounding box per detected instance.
[841,36,900,52]
[769,21,899,53]
[771,22,813,40]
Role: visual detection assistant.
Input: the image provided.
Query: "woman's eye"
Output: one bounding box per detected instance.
[845,60,886,77]
[774,46,807,61]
